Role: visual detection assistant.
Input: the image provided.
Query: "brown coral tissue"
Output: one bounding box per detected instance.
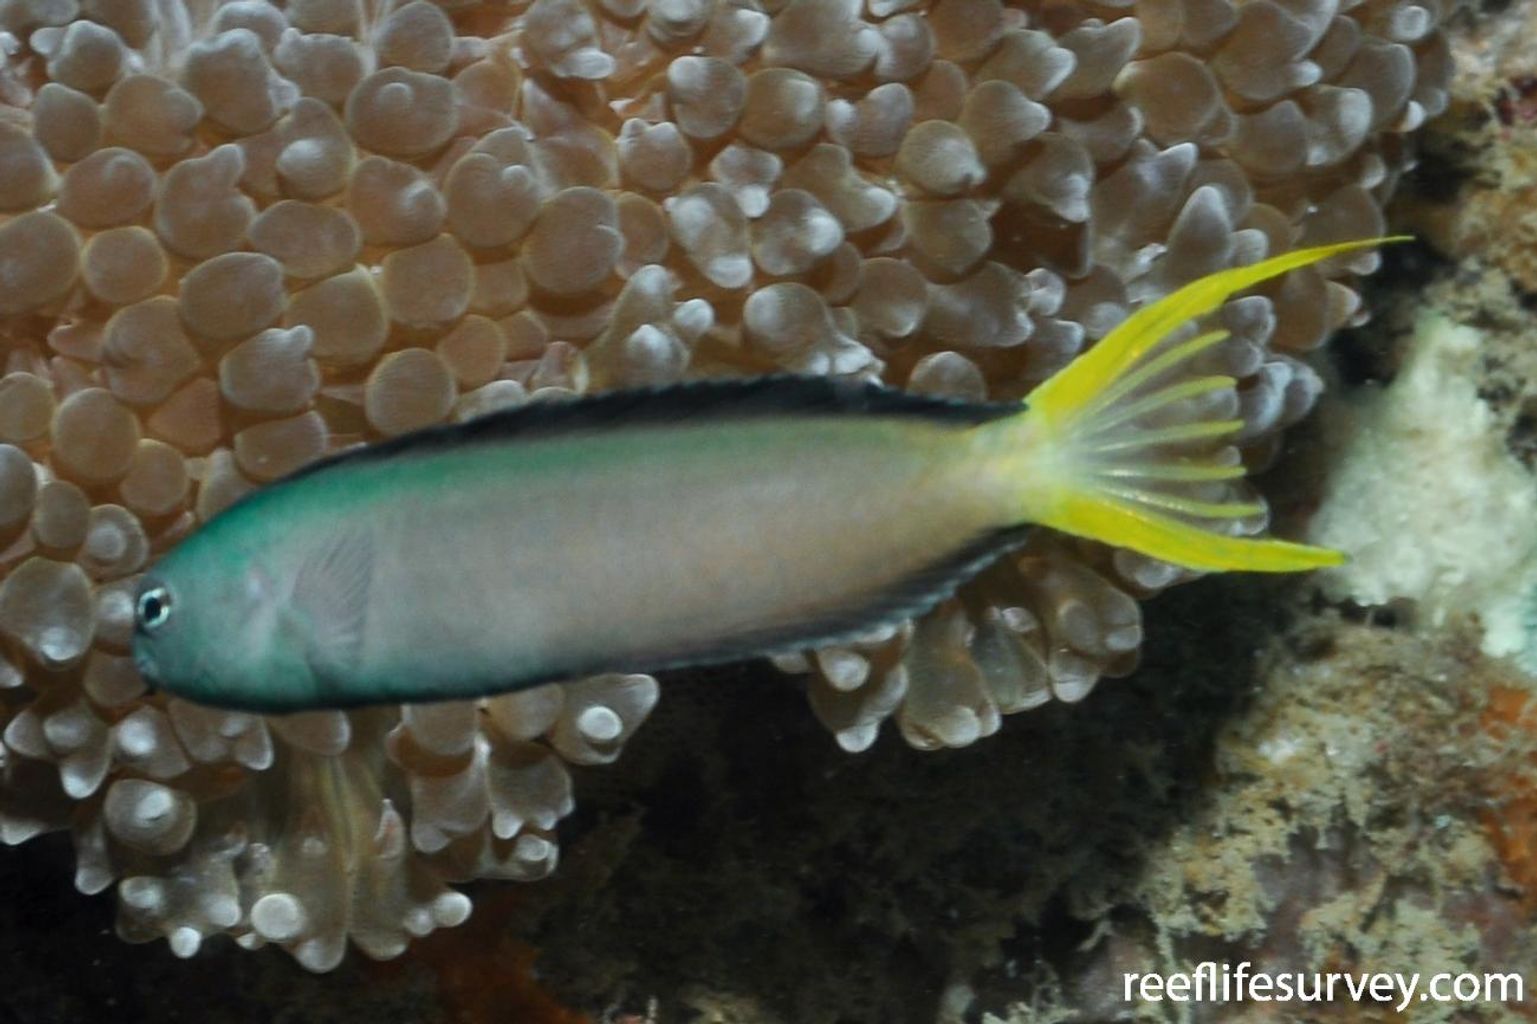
[0,0,1448,970]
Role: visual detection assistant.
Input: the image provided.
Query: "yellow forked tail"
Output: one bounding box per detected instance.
[1003,237,1405,573]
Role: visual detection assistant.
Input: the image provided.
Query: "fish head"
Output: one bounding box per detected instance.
[131,533,315,711]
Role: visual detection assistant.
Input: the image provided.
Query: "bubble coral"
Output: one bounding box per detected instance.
[0,0,1447,969]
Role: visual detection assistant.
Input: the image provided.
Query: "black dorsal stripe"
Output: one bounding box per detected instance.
[286,375,1022,483]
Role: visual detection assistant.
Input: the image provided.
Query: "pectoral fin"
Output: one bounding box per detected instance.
[288,528,374,682]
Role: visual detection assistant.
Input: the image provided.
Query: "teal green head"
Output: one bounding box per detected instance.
[132,495,321,711]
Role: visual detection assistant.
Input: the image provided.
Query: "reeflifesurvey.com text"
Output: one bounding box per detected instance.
[1124,962,1525,1014]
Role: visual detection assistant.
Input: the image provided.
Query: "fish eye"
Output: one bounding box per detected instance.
[136,586,173,631]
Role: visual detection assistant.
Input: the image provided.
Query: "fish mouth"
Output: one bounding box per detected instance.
[131,643,161,691]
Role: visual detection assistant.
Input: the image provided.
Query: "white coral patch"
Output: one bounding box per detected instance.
[1311,315,1537,659]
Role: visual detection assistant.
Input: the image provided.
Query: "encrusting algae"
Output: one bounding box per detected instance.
[0,0,1448,970]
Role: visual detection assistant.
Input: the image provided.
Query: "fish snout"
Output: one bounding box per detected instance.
[131,641,161,692]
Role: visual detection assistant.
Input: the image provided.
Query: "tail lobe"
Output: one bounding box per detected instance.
[999,237,1404,573]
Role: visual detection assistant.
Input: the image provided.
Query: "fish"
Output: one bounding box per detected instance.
[131,239,1392,713]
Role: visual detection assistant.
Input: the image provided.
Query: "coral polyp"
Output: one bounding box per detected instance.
[0,0,1446,968]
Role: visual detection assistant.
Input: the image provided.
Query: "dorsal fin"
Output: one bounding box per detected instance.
[284,376,1020,484]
